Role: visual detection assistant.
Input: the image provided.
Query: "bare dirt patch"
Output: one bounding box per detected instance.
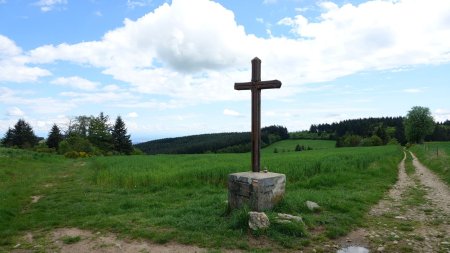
[11,228,246,253]
[30,195,42,204]
[51,228,211,253]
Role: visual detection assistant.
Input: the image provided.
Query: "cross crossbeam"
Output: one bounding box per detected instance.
[234,57,282,172]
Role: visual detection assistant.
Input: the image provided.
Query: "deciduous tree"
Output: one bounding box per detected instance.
[404,106,435,144]
[88,112,112,152]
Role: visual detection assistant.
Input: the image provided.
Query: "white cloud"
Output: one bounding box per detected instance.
[0,87,75,114]
[23,0,450,106]
[102,84,120,91]
[34,0,67,12]
[6,107,25,117]
[127,112,139,118]
[94,11,102,17]
[60,90,135,103]
[0,35,51,82]
[434,108,450,122]
[402,88,422,93]
[223,108,242,117]
[127,0,152,9]
[51,76,99,90]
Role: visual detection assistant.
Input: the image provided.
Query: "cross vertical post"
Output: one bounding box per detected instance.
[251,58,261,173]
[234,57,282,172]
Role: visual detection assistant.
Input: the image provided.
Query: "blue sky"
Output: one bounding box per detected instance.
[1,0,450,142]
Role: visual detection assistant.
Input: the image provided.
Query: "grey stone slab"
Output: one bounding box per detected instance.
[228,171,286,211]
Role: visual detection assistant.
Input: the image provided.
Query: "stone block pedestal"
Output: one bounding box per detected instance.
[228,172,286,211]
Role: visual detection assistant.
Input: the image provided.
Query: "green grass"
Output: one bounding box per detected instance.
[404,151,415,176]
[0,143,403,251]
[0,148,72,245]
[410,142,450,185]
[62,235,81,244]
[262,139,335,154]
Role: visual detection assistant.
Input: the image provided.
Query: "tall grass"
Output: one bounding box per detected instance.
[0,142,404,250]
[89,143,402,242]
[262,139,335,154]
[410,142,450,184]
[92,144,399,190]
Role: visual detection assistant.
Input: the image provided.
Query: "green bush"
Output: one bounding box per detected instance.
[131,148,145,155]
[58,135,94,155]
[343,135,362,147]
[360,135,383,147]
[64,151,80,159]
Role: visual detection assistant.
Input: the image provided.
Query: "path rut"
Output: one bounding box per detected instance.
[411,152,450,214]
[341,150,450,253]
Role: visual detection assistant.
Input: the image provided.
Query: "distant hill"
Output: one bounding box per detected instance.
[134,125,289,155]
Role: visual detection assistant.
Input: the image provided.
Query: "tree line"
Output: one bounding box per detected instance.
[1,112,135,157]
[299,106,446,147]
[135,125,289,154]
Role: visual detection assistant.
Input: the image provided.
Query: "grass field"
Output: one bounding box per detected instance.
[261,139,335,154]
[0,141,403,251]
[410,142,450,185]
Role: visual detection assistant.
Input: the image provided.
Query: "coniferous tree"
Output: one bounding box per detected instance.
[11,119,38,148]
[47,124,63,150]
[111,116,133,155]
[1,128,14,147]
[375,124,389,144]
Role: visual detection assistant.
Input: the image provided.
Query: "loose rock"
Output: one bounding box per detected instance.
[306,200,320,211]
[276,213,304,224]
[248,211,270,230]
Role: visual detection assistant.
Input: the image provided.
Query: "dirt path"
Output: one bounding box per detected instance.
[410,152,450,214]
[12,228,234,253]
[340,151,450,253]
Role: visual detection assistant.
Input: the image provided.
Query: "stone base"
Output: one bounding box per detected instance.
[228,172,286,211]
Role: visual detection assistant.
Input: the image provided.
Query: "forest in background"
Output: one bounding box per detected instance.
[2,107,450,155]
[134,125,289,154]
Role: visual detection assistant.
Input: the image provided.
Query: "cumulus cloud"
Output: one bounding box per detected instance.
[0,35,51,82]
[127,112,139,118]
[51,76,99,90]
[0,87,75,114]
[434,108,450,122]
[60,90,135,103]
[23,0,450,104]
[6,107,25,117]
[34,0,67,12]
[223,108,242,117]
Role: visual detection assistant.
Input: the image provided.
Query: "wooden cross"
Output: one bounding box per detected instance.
[234,57,282,173]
